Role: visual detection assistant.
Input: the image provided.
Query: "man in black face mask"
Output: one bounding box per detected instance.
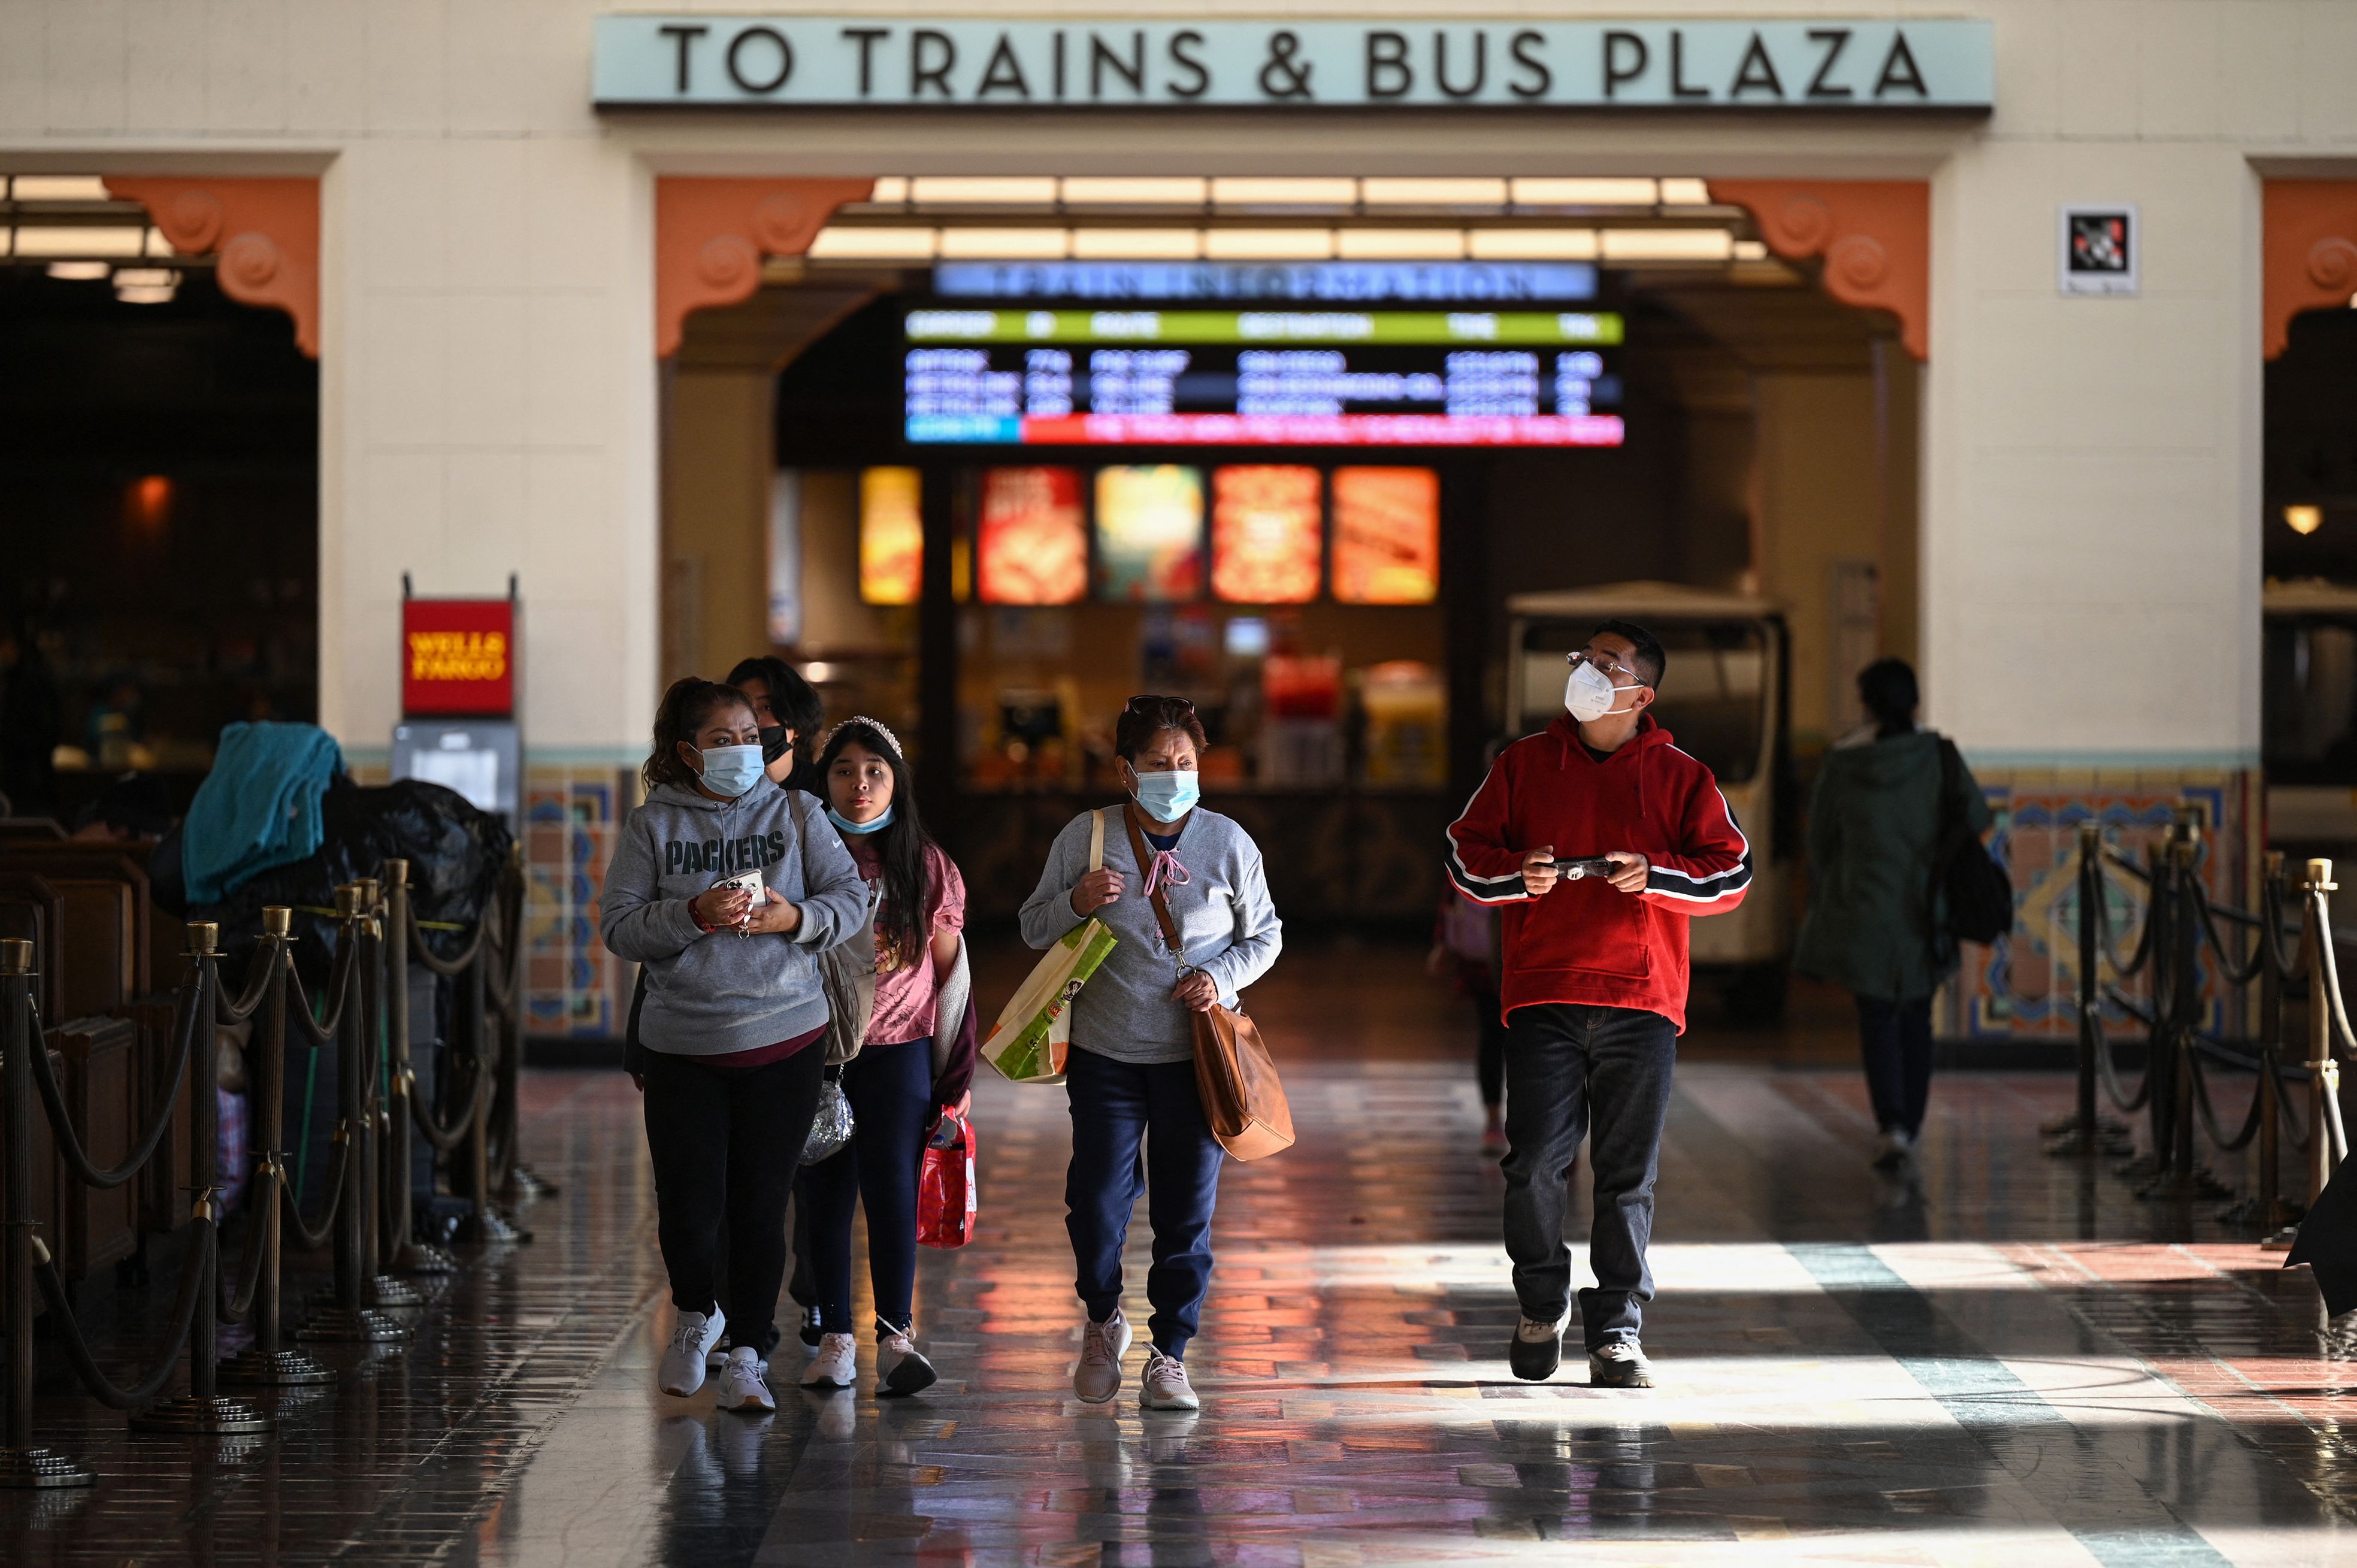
[728,657,825,797]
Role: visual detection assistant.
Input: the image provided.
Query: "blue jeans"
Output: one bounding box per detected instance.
[1064,1046,1224,1358]
[1500,1003,1678,1348]
[1856,995,1934,1137]
[801,1037,934,1336]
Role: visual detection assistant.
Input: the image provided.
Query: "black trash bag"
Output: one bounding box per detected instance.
[199,775,513,1000]
[2289,1154,2357,1316]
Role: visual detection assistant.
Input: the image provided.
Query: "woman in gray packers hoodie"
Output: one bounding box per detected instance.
[1019,695,1282,1415]
[602,677,867,1416]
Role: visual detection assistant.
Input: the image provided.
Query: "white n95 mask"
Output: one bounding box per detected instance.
[1565,660,1629,724]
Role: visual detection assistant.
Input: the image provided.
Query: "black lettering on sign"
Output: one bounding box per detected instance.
[1874,32,1928,98]
[1602,31,1648,98]
[1669,30,1709,99]
[1805,29,1854,99]
[910,29,957,98]
[1729,31,1782,99]
[1090,31,1145,98]
[1166,30,1209,99]
[842,28,889,98]
[1258,30,1314,99]
[1435,31,1486,99]
[976,32,1031,99]
[1508,31,1551,99]
[658,24,708,93]
[768,830,786,863]
[1365,31,1412,99]
[1053,30,1067,99]
[665,841,683,875]
[725,25,793,94]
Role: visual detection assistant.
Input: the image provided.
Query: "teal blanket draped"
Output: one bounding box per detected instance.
[182,722,346,904]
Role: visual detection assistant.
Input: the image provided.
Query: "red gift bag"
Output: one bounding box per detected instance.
[916,1110,976,1250]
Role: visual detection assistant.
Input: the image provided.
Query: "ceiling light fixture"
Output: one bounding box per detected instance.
[2286,504,2324,535]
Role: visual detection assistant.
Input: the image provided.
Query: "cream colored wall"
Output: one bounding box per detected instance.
[661,367,773,685]
[9,0,2352,777]
[1753,372,1883,753]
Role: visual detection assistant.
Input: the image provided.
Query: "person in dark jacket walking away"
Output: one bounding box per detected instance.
[1447,621,1751,1389]
[1793,658,1993,1172]
[602,678,869,1415]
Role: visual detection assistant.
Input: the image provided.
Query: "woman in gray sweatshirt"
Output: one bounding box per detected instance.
[1018,695,1282,1414]
[601,678,868,1416]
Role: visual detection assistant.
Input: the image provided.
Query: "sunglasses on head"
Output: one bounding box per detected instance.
[1124,695,1197,717]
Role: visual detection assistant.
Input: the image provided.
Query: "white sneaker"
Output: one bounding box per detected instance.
[659,1306,726,1397]
[705,1333,732,1372]
[1872,1129,1915,1172]
[876,1327,937,1397]
[716,1345,776,1413]
[1073,1309,1132,1404]
[1139,1347,1199,1411]
[800,1332,857,1391]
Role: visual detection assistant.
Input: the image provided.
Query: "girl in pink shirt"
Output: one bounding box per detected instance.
[797,718,976,1398]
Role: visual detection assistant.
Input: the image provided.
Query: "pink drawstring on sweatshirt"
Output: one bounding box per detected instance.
[1141,848,1192,900]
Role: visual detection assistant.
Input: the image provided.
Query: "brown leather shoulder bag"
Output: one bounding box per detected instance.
[1124,807,1295,1161]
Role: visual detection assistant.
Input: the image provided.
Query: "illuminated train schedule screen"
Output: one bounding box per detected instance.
[904,310,1625,448]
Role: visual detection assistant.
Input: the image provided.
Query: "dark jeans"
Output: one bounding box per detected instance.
[802,1037,934,1336]
[1064,1046,1224,1358]
[1472,986,1508,1110]
[1501,1002,1678,1348]
[641,1044,825,1357]
[1856,994,1935,1138]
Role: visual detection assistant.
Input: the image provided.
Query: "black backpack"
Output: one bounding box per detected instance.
[1932,736,2012,946]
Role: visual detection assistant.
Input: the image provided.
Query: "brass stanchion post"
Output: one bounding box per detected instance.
[220,909,332,1385]
[349,880,420,1313]
[2302,859,2341,1220]
[0,936,92,1487]
[382,860,456,1275]
[298,887,406,1343]
[2052,822,2132,1156]
[131,922,271,1435]
[453,934,525,1245]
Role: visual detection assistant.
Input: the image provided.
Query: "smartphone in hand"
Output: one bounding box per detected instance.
[710,870,764,930]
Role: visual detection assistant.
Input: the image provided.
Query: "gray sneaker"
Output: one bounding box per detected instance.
[1508,1311,1568,1381]
[1589,1339,1656,1388]
[1139,1348,1199,1411]
[659,1306,726,1397]
[1073,1309,1132,1404]
[716,1345,776,1413]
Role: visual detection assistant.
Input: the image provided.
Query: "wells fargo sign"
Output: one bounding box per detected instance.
[403,599,515,717]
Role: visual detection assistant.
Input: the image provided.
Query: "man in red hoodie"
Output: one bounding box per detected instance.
[1446,620,1750,1388]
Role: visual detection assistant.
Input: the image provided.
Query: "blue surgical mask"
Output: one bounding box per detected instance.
[828,805,895,836]
[697,744,766,800]
[1130,770,1200,824]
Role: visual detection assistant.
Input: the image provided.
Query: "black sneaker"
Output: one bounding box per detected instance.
[798,1305,824,1352]
[1507,1312,1568,1381]
[1589,1339,1655,1388]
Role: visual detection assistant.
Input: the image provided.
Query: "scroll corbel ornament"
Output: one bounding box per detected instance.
[655,178,875,358]
[1707,180,1930,360]
[2264,181,2357,359]
[104,178,320,357]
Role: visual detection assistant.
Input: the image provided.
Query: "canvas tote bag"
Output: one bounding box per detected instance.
[981,810,1118,1085]
[1122,808,1295,1161]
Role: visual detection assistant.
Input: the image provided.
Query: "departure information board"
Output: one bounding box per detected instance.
[903,309,1625,447]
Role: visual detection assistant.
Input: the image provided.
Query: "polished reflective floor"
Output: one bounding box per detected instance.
[8,945,2356,1565]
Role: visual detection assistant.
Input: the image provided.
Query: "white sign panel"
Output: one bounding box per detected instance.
[594,16,1993,110]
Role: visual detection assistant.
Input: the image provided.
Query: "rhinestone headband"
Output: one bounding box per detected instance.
[819,715,905,761]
